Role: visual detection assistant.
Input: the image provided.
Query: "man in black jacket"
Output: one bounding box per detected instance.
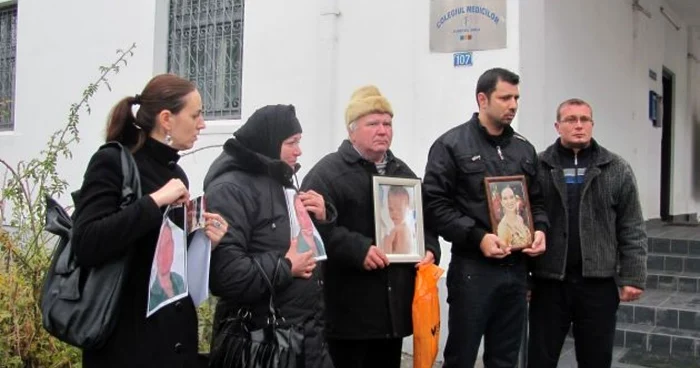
[423,68,548,368]
[302,85,441,368]
[527,98,647,368]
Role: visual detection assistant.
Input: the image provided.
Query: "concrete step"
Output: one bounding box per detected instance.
[614,289,700,357]
[647,253,700,274]
[648,237,700,257]
[617,289,700,328]
[614,342,700,367]
[615,322,700,358]
[556,340,691,367]
[646,271,700,293]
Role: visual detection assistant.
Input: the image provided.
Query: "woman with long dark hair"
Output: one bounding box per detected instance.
[497,185,532,248]
[72,74,228,367]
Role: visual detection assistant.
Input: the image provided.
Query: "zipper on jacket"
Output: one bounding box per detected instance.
[577,166,600,279]
[574,151,585,274]
[567,152,578,279]
[574,152,578,187]
[496,146,504,160]
[552,169,568,281]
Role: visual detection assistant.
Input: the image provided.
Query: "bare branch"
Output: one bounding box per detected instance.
[180,144,224,157]
[0,43,138,365]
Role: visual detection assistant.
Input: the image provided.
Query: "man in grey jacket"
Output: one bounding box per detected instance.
[527,98,647,368]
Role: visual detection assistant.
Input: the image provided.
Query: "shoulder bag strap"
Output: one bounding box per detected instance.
[252,257,283,321]
[94,141,143,207]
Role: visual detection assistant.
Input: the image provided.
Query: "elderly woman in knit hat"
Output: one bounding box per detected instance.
[301,86,441,368]
[204,104,335,368]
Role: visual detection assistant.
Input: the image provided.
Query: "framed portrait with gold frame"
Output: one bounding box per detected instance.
[484,175,534,250]
[372,176,426,263]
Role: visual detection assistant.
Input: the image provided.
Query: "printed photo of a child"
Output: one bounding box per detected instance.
[378,184,417,255]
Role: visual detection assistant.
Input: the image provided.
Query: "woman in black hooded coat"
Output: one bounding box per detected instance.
[204,104,335,368]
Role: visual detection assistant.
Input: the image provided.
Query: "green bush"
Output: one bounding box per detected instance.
[0,44,218,366]
[0,45,138,367]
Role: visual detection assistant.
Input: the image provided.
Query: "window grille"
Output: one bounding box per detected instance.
[0,4,17,131]
[168,0,244,120]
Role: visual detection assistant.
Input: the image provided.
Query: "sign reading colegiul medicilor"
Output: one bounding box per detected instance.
[429,0,507,53]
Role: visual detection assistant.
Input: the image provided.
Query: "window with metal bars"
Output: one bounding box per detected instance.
[167,0,243,120]
[0,4,16,131]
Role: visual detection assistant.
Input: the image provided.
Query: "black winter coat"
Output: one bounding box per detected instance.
[423,113,549,262]
[204,138,334,368]
[301,140,441,340]
[72,138,202,368]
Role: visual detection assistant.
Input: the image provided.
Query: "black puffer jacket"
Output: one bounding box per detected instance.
[204,105,335,368]
[301,140,441,340]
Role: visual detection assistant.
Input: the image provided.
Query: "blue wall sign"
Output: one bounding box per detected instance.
[453,52,473,67]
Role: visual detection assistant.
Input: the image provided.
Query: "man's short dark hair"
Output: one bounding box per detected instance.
[475,68,520,103]
[556,98,593,121]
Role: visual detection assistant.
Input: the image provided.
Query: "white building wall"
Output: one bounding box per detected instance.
[197,1,520,359]
[518,0,698,220]
[0,0,160,205]
[1,0,698,363]
[330,0,521,279]
[11,0,694,227]
[181,0,521,280]
[662,6,693,217]
[177,0,325,196]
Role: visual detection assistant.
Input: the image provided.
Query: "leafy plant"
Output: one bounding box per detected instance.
[0,43,136,367]
[197,298,216,353]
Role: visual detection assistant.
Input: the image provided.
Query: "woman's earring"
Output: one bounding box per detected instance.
[165,133,172,145]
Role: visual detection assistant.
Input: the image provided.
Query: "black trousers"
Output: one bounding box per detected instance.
[527,277,620,368]
[443,256,527,368]
[327,337,403,368]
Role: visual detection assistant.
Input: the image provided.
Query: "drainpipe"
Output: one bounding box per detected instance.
[318,0,341,156]
[688,30,700,205]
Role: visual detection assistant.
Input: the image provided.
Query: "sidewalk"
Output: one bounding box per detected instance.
[400,353,444,368]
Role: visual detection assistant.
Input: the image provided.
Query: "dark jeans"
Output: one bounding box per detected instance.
[443,256,527,368]
[327,337,402,368]
[527,276,620,368]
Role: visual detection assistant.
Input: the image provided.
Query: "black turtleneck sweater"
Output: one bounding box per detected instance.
[556,140,593,277]
[72,138,200,367]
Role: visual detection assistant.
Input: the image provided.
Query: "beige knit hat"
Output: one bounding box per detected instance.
[344,85,394,127]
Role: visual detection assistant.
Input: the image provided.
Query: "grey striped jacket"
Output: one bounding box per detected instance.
[530,139,647,289]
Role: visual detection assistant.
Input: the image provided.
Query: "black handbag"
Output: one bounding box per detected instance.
[210,258,304,368]
[40,141,142,349]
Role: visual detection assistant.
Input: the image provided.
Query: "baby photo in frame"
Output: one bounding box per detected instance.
[372,176,425,263]
[484,175,535,250]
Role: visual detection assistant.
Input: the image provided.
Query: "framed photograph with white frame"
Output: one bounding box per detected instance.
[372,176,425,263]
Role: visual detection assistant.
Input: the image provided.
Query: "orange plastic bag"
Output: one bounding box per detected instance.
[413,263,445,368]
